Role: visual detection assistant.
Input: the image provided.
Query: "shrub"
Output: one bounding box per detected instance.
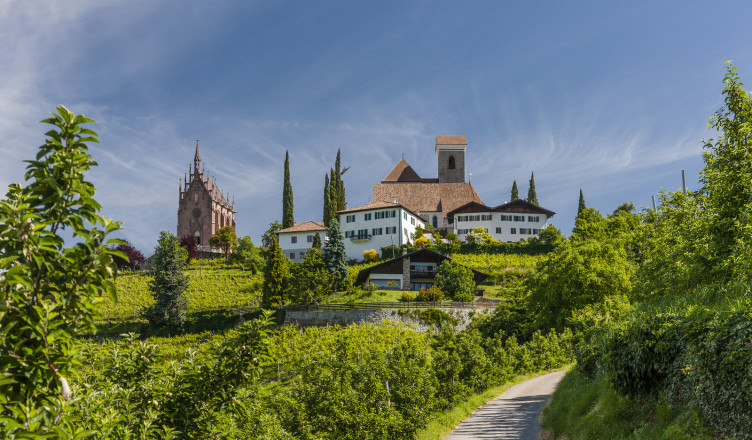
[414,237,429,248]
[416,285,444,302]
[435,260,475,301]
[400,291,413,302]
[363,249,379,261]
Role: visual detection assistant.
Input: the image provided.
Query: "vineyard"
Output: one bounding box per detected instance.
[101,269,262,320]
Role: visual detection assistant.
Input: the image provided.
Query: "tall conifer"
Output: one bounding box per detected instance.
[262,236,287,307]
[527,172,539,205]
[334,148,346,210]
[323,174,331,226]
[511,180,519,201]
[323,219,348,291]
[329,168,338,223]
[282,150,294,228]
[578,189,586,216]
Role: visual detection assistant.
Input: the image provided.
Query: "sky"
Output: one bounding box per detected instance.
[2,1,752,254]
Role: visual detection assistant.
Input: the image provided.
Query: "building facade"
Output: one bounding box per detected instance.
[447,200,555,242]
[336,200,426,261]
[177,141,236,250]
[275,221,328,262]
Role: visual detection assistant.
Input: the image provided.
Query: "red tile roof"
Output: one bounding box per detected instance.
[435,136,467,145]
[373,182,483,214]
[276,221,328,234]
[381,158,425,183]
[336,201,427,222]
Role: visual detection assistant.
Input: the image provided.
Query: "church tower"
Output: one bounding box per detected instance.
[436,135,467,183]
[177,141,236,249]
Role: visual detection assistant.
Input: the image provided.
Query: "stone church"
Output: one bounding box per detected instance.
[177,141,236,249]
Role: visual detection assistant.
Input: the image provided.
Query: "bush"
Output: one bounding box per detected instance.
[400,291,413,302]
[363,249,379,261]
[435,260,475,301]
[416,285,444,302]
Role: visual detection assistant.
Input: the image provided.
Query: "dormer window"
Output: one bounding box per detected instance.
[448,156,456,169]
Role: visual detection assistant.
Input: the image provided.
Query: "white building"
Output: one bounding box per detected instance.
[275,221,328,262]
[337,200,426,261]
[447,200,555,243]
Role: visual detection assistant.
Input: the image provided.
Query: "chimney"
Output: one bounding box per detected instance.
[391,197,397,204]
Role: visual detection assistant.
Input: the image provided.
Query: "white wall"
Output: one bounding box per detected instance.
[339,206,424,261]
[277,231,327,262]
[454,212,548,242]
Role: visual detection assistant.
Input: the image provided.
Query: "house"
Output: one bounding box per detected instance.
[336,200,426,261]
[275,221,328,262]
[447,200,556,242]
[372,136,484,231]
[354,248,489,291]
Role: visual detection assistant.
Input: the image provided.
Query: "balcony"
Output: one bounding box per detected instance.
[410,270,436,278]
[349,234,372,242]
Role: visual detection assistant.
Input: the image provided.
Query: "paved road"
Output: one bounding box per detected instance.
[444,370,566,440]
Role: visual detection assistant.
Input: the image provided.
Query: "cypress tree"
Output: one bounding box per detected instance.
[511,180,519,201]
[578,189,586,216]
[323,174,330,226]
[527,171,539,205]
[262,236,287,307]
[335,148,346,210]
[145,231,189,335]
[282,150,294,228]
[312,232,322,249]
[328,168,338,223]
[323,218,348,291]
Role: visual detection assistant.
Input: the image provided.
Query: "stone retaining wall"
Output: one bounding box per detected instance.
[283,307,492,332]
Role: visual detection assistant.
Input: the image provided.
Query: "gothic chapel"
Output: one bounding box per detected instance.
[177,141,236,249]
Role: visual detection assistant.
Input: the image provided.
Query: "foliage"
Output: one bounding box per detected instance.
[0,106,122,438]
[511,180,519,201]
[145,231,190,335]
[416,285,445,302]
[282,150,294,228]
[210,225,237,261]
[323,219,348,290]
[179,234,200,261]
[414,236,429,248]
[399,291,413,302]
[464,227,500,245]
[362,248,379,261]
[230,235,263,273]
[577,189,585,216]
[112,239,146,270]
[527,171,538,205]
[261,221,283,249]
[262,236,287,307]
[312,232,322,249]
[323,173,332,226]
[288,247,333,305]
[537,224,564,246]
[435,260,475,301]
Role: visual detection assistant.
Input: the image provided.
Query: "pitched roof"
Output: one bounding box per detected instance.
[373,182,483,214]
[446,199,556,222]
[354,248,488,286]
[382,158,424,183]
[336,201,427,222]
[276,221,327,234]
[435,135,467,145]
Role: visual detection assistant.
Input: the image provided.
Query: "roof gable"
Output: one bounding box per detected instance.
[382,158,424,183]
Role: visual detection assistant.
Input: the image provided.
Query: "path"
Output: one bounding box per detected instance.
[444,370,566,440]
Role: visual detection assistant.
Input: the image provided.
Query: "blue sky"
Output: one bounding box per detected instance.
[2,1,751,254]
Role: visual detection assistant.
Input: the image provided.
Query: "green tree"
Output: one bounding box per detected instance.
[288,247,333,304]
[435,259,476,301]
[230,235,263,273]
[538,224,564,246]
[323,173,331,226]
[577,189,586,216]
[527,171,538,205]
[262,220,283,249]
[511,180,519,201]
[210,225,237,261]
[323,218,348,290]
[312,231,322,249]
[145,231,190,335]
[610,202,635,217]
[0,106,122,437]
[283,150,294,228]
[262,236,288,307]
[334,148,348,210]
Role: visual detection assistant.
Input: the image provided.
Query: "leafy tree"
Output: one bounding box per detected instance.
[262,220,283,249]
[312,231,322,249]
[465,227,500,245]
[577,189,586,216]
[282,150,294,228]
[262,236,288,307]
[323,218,348,290]
[113,240,146,270]
[435,259,475,301]
[145,231,190,335]
[610,202,635,217]
[414,237,429,248]
[0,106,122,437]
[230,235,263,273]
[288,247,333,304]
[323,173,331,226]
[363,249,379,261]
[210,225,237,261]
[511,180,519,201]
[538,224,565,246]
[180,234,200,261]
[527,171,538,205]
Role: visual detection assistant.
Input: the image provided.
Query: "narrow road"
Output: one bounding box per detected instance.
[444,370,566,440]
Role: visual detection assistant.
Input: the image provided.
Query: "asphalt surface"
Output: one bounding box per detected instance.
[444,370,566,440]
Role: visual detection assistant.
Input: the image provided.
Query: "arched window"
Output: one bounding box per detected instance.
[432,215,438,228]
[194,231,200,245]
[448,156,456,169]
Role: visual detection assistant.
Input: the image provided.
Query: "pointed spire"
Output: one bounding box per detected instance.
[194,139,201,168]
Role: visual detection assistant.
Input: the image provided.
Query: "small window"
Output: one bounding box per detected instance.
[291,236,297,244]
[410,217,415,225]
[511,228,517,234]
[448,155,456,169]
[496,227,502,233]
[364,213,372,221]
[433,216,438,228]
[481,215,492,221]
[289,253,295,259]
[392,210,397,217]
[307,235,313,243]
[404,212,407,220]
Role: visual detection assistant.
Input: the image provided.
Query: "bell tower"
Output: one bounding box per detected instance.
[436,135,467,183]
